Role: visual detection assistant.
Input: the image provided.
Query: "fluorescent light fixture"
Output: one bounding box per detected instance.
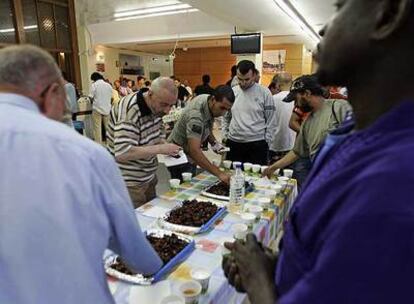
[114,3,192,18]
[273,0,320,44]
[0,25,38,33]
[114,8,198,22]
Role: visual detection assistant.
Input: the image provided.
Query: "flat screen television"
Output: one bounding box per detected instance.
[231,33,261,54]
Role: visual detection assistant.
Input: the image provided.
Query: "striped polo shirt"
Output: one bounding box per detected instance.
[107,92,162,186]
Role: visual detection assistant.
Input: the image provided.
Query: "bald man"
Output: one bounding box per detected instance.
[0,45,162,303]
[107,77,181,207]
[268,73,296,164]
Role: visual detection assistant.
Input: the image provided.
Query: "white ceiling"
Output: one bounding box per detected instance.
[75,0,336,52]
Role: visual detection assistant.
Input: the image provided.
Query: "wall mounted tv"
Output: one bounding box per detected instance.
[231,33,261,54]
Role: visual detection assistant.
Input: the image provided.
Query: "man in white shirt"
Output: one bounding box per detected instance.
[269,72,296,164]
[223,60,276,165]
[89,72,112,144]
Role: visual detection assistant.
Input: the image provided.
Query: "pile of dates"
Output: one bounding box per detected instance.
[166,200,219,227]
[110,233,188,274]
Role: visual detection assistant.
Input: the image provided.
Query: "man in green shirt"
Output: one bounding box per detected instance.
[264,75,352,182]
[167,85,235,184]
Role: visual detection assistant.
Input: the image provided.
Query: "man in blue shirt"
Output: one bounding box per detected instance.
[223,0,414,303]
[0,45,162,303]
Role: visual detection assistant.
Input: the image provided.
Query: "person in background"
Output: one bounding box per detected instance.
[226,65,238,88]
[107,77,181,208]
[268,73,296,165]
[173,77,190,107]
[264,75,352,184]
[136,76,146,91]
[183,79,193,97]
[140,80,151,94]
[268,82,279,96]
[167,85,235,183]
[62,71,78,115]
[119,78,132,97]
[127,79,136,92]
[223,60,275,165]
[194,74,215,96]
[0,44,162,304]
[89,72,113,144]
[224,0,414,302]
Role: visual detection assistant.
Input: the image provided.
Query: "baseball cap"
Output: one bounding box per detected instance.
[283,74,323,103]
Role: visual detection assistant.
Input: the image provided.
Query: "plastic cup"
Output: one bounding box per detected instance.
[284,169,293,178]
[231,223,248,241]
[182,172,192,182]
[179,280,202,304]
[223,160,232,169]
[246,205,263,221]
[161,295,185,304]
[212,159,221,167]
[191,268,211,294]
[243,162,252,172]
[252,164,261,173]
[232,161,242,170]
[169,179,180,190]
[266,190,277,201]
[271,184,283,194]
[258,197,271,211]
[240,212,256,229]
[219,237,234,256]
[278,176,290,182]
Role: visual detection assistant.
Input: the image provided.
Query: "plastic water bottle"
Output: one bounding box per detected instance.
[229,164,245,213]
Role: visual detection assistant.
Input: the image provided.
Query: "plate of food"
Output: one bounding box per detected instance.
[104,229,195,285]
[200,181,255,201]
[158,199,227,234]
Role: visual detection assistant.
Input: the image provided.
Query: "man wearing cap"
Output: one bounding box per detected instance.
[167,85,234,184]
[264,74,352,182]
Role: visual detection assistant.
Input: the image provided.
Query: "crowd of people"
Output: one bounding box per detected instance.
[1,0,414,302]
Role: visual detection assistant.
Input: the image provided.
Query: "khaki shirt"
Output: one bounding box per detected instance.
[293,99,353,160]
[167,94,214,153]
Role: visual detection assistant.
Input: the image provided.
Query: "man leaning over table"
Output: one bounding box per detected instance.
[0,45,162,304]
[107,77,181,208]
[167,85,235,184]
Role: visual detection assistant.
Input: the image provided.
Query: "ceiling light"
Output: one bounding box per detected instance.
[114,3,192,18]
[0,25,38,33]
[114,8,198,22]
[273,0,320,44]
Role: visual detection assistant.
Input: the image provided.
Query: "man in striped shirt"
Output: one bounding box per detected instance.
[107,77,180,208]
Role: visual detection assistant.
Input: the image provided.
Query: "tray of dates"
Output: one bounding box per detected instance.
[158,199,227,234]
[104,229,195,285]
[200,181,255,201]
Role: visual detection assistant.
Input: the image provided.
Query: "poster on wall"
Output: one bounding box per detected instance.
[263,50,286,73]
[119,54,145,75]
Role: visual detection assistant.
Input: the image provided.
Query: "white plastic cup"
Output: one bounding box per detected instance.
[240,212,256,229]
[161,295,185,304]
[231,223,248,241]
[243,162,253,172]
[182,172,192,182]
[266,190,277,201]
[284,169,293,178]
[219,237,234,256]
[169,179,181,190]
[246,205,263,221]
[260,166,269,174]
[258,197,271,211]
[212,159,221,167]
[252,164,261,173]
[271,184,283,194]
[223,160,232,169]
[191,268,211,294]
[232,161,242,170]
[179,280,202,304]
[278,176,290,182]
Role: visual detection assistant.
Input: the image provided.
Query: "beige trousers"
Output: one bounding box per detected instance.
[92,110,109,144]
[127,176,158,209]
